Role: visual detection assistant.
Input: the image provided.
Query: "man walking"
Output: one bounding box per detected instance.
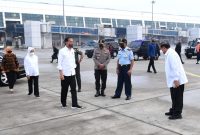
[195,41,200,64]
[175,42,184,64]
[57,37,82,109]
[93,39,111,97]
[147,39,157,73]
[160,42,188,120]
[111,39,134,100]
[74,46,84,92]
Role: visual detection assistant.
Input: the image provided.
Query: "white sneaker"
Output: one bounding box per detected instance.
[71,105,83,109]
[10,89,14,94]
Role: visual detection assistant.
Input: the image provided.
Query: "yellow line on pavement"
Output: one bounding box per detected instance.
[186,72,200,78]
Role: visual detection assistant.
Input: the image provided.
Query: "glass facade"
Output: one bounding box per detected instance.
[5,12,20,19]
[117,19,130,27]
[195,24,200,28]
[167,22,176,30]
[177,23,186,30]
[0,12,3,27]
[160,22,166,26]
[101,18,111,24]
[148,29,178,36]
[22,13,43,22]
[85,17,100,28]
[131,20,142,26]
[145,21,155,29]
[112,19,117,27]
[45,15,64,26]
[66,16,84,27]
[186,23,194,29]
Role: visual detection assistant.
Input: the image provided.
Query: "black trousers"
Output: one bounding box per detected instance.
[197,53,200,63]
[115,65,132,97]
[6,71,17,89]
[177,53,184,63]
[94,70,107,91]
[147,57,157,72]
[75,63,81,90]
[170,84,184,115]
[28,76,39,96]
[61,75,78,107]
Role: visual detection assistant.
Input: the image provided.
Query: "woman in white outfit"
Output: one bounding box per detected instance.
[24,47,40,97]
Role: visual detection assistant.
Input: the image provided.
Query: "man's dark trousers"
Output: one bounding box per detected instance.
[148,57,156,73]
[95,70,107,92]
[61,76,78,107]
[115,65,132,97]
[170,84,184,116]
[75,62,81,90]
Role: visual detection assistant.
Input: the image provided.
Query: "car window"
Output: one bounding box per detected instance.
[129,41,142,48]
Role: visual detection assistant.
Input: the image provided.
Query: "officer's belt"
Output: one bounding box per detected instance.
[119,64,130,67]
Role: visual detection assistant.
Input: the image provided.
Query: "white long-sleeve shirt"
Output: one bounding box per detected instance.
[57,46,76,76]
[164,48,188,88]
[24,55,39,76]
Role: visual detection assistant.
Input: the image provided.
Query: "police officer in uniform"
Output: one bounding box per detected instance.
[74,46,84,92]
[111,39,134,100]
[93,39,111,97]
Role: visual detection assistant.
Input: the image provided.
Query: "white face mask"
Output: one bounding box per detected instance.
[30,52,34,56]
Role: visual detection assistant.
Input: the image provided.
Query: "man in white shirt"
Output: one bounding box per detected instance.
[57,37,82,109]
[160,42,188,120]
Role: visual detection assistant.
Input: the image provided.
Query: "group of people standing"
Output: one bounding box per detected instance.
[0,37,188,120]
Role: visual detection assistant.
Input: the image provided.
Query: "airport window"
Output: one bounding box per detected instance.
[5,12,20,19]
[85,17,100,28]
[156,22,160,29]
[66,16,84,27]
[131,20,142,26]
[177,23,186,30]
[46,15,64,26]
[22,13,43,22]
[186,23,194,29]
[195,24,200,28]
[145,21,155,29]
[112,19,117,27]
[167,22,176,30]
[117,19,130,28]
[160,22,166,26]
[101,18,111,24]
[0,12,3,27]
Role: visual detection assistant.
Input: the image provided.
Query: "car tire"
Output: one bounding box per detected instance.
[134,54,139,61]
[0,73,8,86]
[186,55,192,59]
[87,54,93,58]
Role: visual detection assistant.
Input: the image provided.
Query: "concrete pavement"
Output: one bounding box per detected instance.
[0,48,200,135]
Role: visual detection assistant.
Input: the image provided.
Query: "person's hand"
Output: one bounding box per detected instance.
[60,74,65,80]
[1,71,5,74]
[127,69,132,77]
[116,68,119,74]
[99,64,105,70]
[27,75,30,80]
[174,80,180,88]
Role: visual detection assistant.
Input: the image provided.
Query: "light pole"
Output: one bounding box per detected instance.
[63,0,66,26]
[151,0,156,36]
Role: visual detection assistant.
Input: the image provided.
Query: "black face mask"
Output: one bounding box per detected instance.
[120,43,125,49]
[99,44,104,49]
[7,51,12,54]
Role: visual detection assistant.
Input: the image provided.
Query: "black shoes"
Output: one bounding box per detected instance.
[147,71,152,73]
[95,91,101,97]
[165,112,173,116]
[78,89,81,92]
[71,105,83,109]
[168,115,182,120]
[28,93,32,95]
[125,96,131,100]
[101,91,106,97]
[111,95,120,99]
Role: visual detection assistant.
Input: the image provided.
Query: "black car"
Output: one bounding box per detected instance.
[0,52,26,86]
[128,40,160,61]
[185,40,197,59]
[85,42,119,58]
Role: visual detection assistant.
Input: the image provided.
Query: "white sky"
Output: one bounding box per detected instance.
[1,0,200,17]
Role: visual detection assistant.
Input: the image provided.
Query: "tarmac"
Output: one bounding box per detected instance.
[0,48,200,135]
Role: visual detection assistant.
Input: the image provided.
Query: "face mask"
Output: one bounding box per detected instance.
[99,44,104,49]
[30,52,34,56]
[120,43,125,49]
[7,51,12,54]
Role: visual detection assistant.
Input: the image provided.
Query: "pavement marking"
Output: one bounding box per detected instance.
[186,72,200,78]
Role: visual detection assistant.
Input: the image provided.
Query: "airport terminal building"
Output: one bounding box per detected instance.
[0,0,200,48]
